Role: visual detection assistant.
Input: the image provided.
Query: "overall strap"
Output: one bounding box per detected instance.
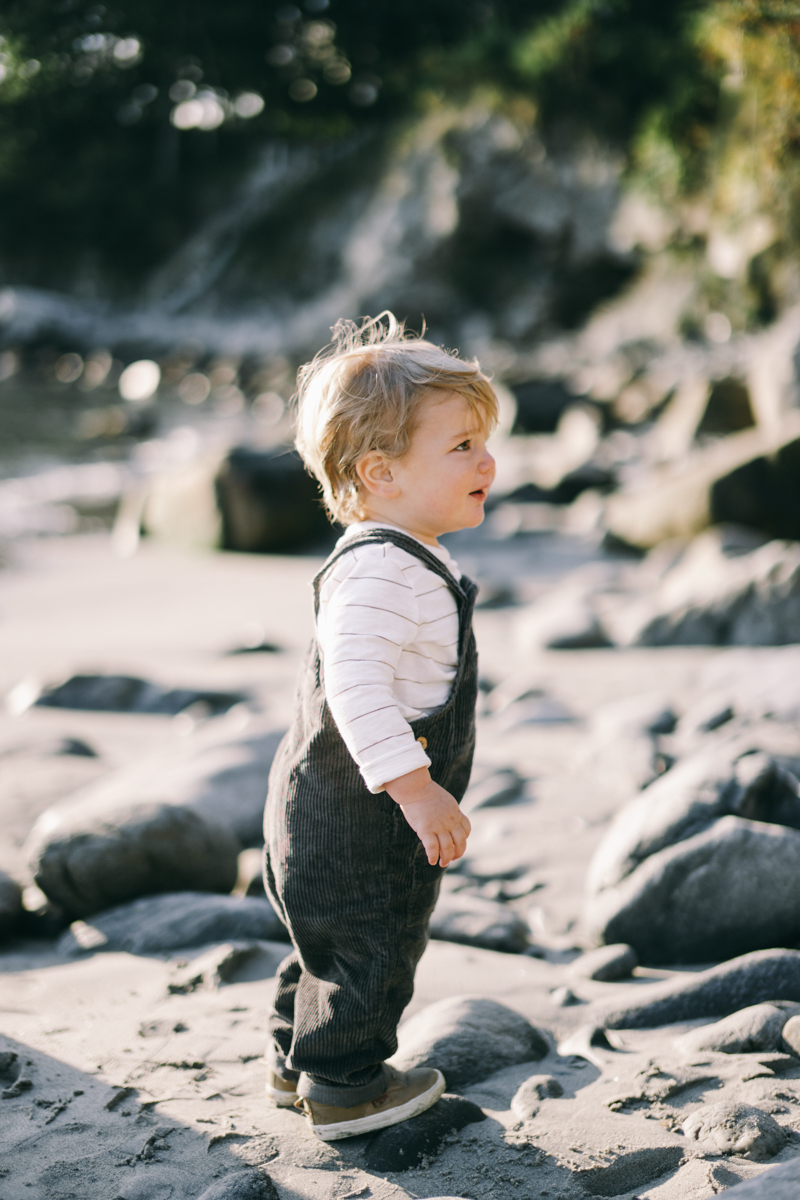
[312,529,469,616]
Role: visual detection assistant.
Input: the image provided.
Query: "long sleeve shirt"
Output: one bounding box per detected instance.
[317,521,461,793]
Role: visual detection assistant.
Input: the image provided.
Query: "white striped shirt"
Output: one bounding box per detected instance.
[317,521,461,794]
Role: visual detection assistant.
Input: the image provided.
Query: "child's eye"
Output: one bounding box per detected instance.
[454,440,471,451]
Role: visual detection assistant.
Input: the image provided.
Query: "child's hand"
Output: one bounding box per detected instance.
[383,766,471,867]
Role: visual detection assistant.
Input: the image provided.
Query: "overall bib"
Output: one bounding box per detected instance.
[263,529,478,1106]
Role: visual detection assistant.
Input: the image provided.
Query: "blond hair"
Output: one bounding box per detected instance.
[295,312,498,524]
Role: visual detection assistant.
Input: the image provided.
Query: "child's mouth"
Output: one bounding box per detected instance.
[470,488,486,500]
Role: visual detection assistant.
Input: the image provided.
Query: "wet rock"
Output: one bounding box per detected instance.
[587,814,800,964]
[57,892,286,955]
[364,1094,486,1172]
[595,948,800,1029]
[603,417,800,550]
[573,1147,684,1196]
[510,1073,563,1120]
[393,996,549,1090]
[430,891,529,954]
[675,1002,800,1057]
[33,673,246,716]
[26,721,284,917]
[196,1169,279,1200]
[683,1101,786,1161]
[716,1157,800,1196]
[0,870,23,942]
[569,943,638,982]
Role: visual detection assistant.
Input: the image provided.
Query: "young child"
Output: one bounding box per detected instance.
[263,313,497,1140]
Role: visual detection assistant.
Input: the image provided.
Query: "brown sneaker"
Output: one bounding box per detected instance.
[298,1066,445,1140]
[266,1068,299,1107]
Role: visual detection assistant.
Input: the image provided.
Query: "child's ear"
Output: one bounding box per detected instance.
[356,452,399,498]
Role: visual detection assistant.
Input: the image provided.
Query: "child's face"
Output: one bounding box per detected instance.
[358,392,495,544]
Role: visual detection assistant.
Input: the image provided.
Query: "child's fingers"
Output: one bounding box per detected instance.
[460,811,472,837]
[421,832,440,866]
[450,823,468,861]
[437,830,456,867]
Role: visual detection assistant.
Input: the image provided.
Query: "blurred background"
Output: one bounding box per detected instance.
[1,0,800,644]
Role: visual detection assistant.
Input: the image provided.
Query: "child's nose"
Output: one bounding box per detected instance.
[480,450,496,479]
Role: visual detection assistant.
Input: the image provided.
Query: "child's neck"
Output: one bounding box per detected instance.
[356,512,440,547]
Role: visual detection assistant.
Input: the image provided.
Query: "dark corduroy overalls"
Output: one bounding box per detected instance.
[262,529,478,1106]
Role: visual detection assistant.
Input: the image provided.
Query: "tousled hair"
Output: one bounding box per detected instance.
[294,312,498,524]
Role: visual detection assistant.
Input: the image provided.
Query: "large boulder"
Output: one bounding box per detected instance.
[674,1001,800,1057]
[57,892,286,955]
[586,743,800,898]
[392,996,549,1090]
[26,721,284,918]
[143,445,332,553]
[594,948,800,1029]
[603,414,800,550]
[587,815,800,964]
[613,532,800,646]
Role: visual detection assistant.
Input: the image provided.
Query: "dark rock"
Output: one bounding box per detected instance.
[461,768,524,813]
[603,418,800,550]
[216,446,333,554]
[54,737,98,757]
[675,1002,800,1057]
[34,673,246,716]
[587,742,800,898]
[716,1158,800,1197]
[196,1169,279,1200]
[588,815,800,964]
[26,722,284,916]
[511,379,576,434]
[683,1101,785,1161]
[429,891,529,954]
[31,801,239,919]
[0,870,23,942]
[510,1073,563,1120]
[550,985,582,1008]
[57,892,286,955]
[393,996,549,1090]
[594,949,800,1029]
[168,942,262,992]
[569,944,638,982]
[573,1147,684,1196]
[364,1094,486,1172]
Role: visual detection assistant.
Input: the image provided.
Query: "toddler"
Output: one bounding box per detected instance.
[263,313,497,1140]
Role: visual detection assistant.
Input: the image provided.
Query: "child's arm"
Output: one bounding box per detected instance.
[383,766,471,868]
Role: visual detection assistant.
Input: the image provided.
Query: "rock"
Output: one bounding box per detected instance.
[682,1101,786,1161]
[429,891,529,954]
[0,870,23,942]
[583,691,676,792]
[392,996,549,1090]
[698,646,800,724]
[603,414,800,550]
[587,814,800,964]
[715,1158,800,1196]
[196,1169,279,1200]
[586,742,800,897]
[780,1013,800,1056]
[572,1147,684,1196]
[510,1073,563,1120]
[57,892,286,955]
[167,942,261,992]
[33,673,246,716]
[594,948,800,1029]
[461,768,524,813]
[363,1094,486,1172]
[675,1002,800,1057]
[550,986,581,1008]
[516,586,611,651]
[614,532,800,646]
[569,943,638,982]
[26,721,284,917]
[143,446,332,554]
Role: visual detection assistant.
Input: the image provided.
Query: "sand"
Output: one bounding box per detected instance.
[1,530,799,1199]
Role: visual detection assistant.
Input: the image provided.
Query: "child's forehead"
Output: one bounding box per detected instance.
[415,390,484,432]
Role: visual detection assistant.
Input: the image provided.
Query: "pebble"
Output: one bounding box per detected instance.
[682,1101,786,1161]
[780,1013,800,1056]
[196,1169,279,1199]
[393,996,549,1090]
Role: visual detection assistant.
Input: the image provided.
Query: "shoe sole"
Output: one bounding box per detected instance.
[310,1069,446,1141]
[266,1084,299,1107]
